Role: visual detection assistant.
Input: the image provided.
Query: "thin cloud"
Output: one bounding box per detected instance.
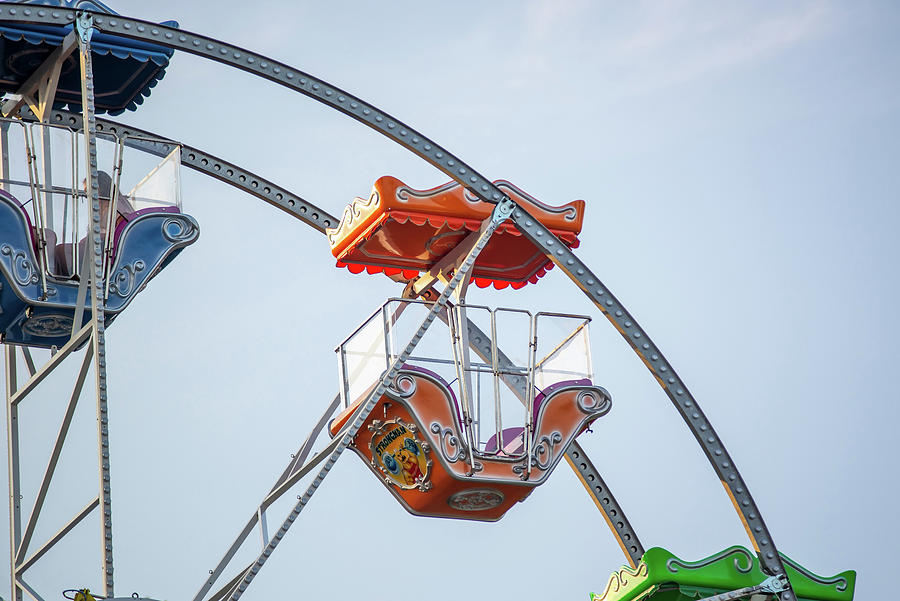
[612,2,833,93]
[506,2,834,98]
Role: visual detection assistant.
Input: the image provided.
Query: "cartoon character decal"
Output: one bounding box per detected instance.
[368,418,433,491]
[396,445,424,485]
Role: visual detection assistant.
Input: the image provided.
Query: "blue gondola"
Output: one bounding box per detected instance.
[0,118,198,348]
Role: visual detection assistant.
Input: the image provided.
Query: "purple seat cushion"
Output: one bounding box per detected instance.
[484,379,593,455]
[112,205,180,255]
[484,427,525,454]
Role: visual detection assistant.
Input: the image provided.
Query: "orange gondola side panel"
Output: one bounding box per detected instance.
[330,368,611,522]
[326,177,585,289]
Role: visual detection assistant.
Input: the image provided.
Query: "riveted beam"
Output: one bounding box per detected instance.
[44,109,338,233]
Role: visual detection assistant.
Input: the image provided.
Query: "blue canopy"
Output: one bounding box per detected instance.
[0,0,176,115]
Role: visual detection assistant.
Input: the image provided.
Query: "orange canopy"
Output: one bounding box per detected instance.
[327,177,585,289]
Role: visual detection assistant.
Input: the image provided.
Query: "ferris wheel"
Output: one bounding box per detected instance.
[0,2,856,601]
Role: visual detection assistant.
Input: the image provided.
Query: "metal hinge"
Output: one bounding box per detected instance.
[696,574,789,601]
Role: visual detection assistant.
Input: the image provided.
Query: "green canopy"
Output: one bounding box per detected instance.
[591,546,854,601]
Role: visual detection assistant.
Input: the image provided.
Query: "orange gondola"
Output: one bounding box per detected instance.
[328,178,606,521]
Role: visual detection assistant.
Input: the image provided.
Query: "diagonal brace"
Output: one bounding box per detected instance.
[1,31,77,121]
[15,342,93,564]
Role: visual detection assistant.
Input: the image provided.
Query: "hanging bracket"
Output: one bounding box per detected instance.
[696,574,789,601]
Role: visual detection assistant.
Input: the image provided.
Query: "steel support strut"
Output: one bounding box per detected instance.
[508,208,794,598]
[6,347,22,601]
[75,12,115,595]
[192,395,341,601]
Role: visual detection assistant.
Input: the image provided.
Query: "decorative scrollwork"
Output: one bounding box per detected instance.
[388,373,417,398]
[666,546,754,575]
[396,182,458,202]
[531,431,563,471]
[591,562,649,601]
[780,554,849,592]
[430,422,468,463]
[326,190,379,245]
[576,388,612,416]
[162,216,198,243]
[461,180,580,221]
[109,260,145,298]
[0,244,38,286]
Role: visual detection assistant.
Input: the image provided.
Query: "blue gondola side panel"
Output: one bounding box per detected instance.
[0,190,198,348]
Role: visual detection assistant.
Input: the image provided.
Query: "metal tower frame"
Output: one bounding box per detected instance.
[2,12,115,601]
[0,5,808,601]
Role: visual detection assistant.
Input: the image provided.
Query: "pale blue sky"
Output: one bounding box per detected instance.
[3,1,898,600]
